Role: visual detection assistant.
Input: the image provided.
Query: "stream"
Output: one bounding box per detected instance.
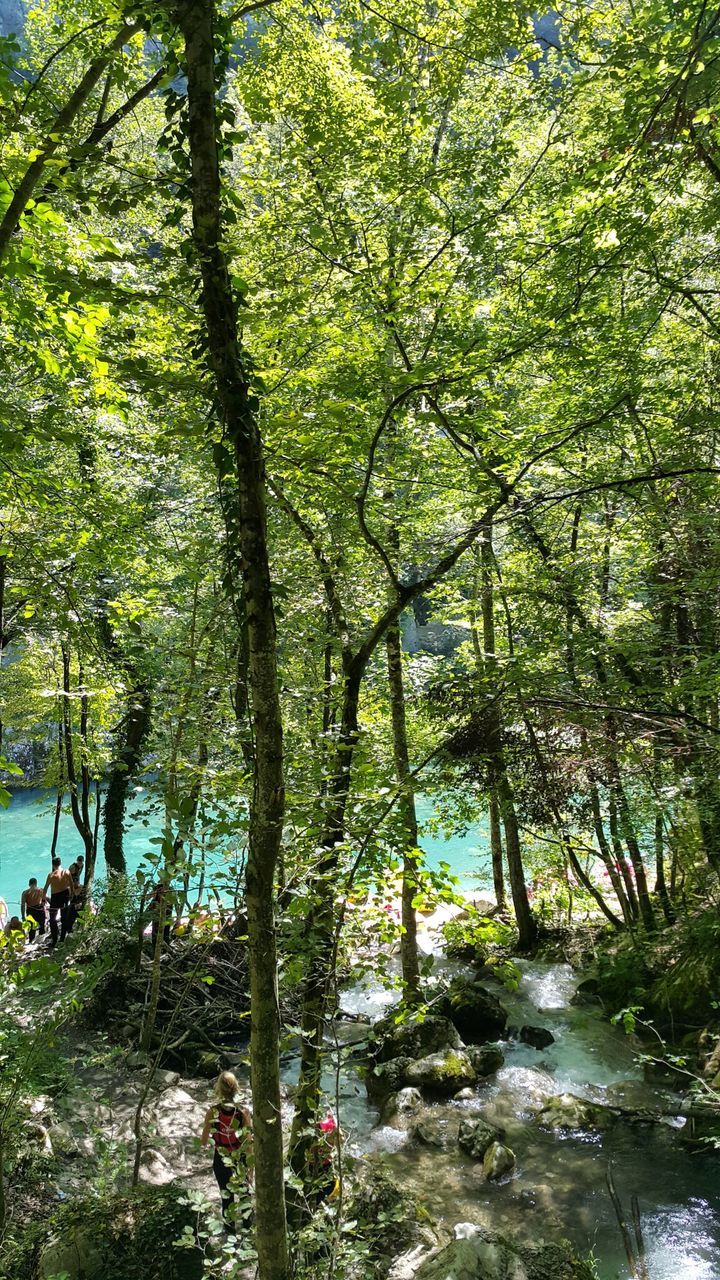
[328,960,720,1280]
[3,790,718,1276]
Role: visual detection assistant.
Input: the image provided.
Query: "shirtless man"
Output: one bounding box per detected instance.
[66,856,85,934]
[21,878,48,942]
[44,857,73,945]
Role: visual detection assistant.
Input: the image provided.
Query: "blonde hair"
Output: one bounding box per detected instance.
[216,1071,240,1103]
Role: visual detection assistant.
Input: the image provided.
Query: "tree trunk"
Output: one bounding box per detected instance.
[607,757,655,932]
[49,715,65,860]
[172,4,288,1276]
[608,789,641,917]
[104,682,151,874]
[653,746,674,922]
[481,526,537,949]
[488,790,506,910]
[495,772,538,950]
[587,770,635,924]
[140,890,167,1053]
[60,644,96,877]
[288,663,362,1179]
[386,620,421,1001]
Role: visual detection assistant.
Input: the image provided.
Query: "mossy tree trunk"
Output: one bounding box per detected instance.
[480,527,537,951]
[386,619,422,1000]
[170,4,288,1277]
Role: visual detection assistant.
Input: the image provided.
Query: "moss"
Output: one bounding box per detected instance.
[1,1186,204,1280]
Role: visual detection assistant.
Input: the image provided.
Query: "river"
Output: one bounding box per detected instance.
[328,960,720,1280]
[0,787,491,916]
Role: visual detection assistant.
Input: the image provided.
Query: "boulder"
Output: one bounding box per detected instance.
[368,1057,415,1098]
[39,1231,104,1280]
[536,1093,612,1132]
[441,979,508,1043]
[412,1118,449,1148]
[138,1146,175,1185]
[491,1066,556,1113]
[125,1050,150,1070]
[519,1026,555,1050]
[373,1014,463,1063]
[153,1069,181,1090]
[412,1223,595,1280]
[483,1142,515,1181]
[467,1044,504,1077]
[49,1121,81,1158]
[381,1086,424,1123]
[458,1118,500,1160]
[404,1049,477,1095]
[571,977,602,1007]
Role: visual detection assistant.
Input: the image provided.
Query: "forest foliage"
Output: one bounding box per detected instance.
[1,0,720,1276]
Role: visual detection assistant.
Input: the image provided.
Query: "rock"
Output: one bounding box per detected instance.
[467,1044,504,1077]
[153,1068,181,1089]
[154,1085,197,1109]
[346,1166,444,1269]
[195,1050,221,1077]
[454,1087,476,1101]
[389,1242,438,1280]
[518,1026,555,1050]
[368,1057,415,1098]
[571,977,602,1006]
[458,1118,500,1160]
[49,1122,81,1158]
[381,1087,423,1122]
[412,1223,595,1280]
[404,1049,477,1095]
[441,979,508,1043]
[138,1146,174,1185]
[483,1141,515,1181]
[491,1066,556,1113]
[701,1033,720,1082]
[412,1118,449,1148]
[27,1093,52,1118]
[373,1014,463,1063]
[125,1050,150,1070]
[537,1093,612,1132]
[39,1231,104,1280]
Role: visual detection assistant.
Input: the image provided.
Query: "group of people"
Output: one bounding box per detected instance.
[1,855,86,948]
[202,1071,340,1234]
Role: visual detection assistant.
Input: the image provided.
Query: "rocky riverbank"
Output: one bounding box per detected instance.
[5,894,720,1280]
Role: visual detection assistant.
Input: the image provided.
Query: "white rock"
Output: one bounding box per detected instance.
[138,1146,174,1185]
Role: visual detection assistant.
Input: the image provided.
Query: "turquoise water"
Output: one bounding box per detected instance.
[0,787,491,915]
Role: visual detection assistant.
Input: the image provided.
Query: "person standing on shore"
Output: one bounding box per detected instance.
[44,857,73,946]
[66,856,85,934]
[21,878,48,942]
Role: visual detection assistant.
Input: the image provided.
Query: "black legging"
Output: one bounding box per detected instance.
[212,1149,249,1231]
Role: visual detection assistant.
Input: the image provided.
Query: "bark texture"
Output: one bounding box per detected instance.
[386,619,421,999]
[172,4,288,1276]
[480,530,537,950]
[104,682,151,874]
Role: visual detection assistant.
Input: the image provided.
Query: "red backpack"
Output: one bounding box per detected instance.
[213,1105,244,1151]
